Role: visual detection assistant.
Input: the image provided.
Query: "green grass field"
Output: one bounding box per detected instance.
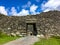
[0,36,20,44]
[34,36,60,45]
[0,33,20,45]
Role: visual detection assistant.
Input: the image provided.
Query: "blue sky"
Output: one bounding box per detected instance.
[0,0,60,16]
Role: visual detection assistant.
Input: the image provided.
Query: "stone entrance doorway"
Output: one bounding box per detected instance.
[26,23,37,36]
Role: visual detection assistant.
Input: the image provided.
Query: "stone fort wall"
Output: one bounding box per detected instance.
[0,11,60,36]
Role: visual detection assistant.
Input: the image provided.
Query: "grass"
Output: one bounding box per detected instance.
[0,33,20,45]
[34,36,60,45]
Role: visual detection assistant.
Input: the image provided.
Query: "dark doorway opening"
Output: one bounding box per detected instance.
[26,23,37,36]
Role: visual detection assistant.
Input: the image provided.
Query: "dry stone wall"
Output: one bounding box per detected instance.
[0,11,60,36]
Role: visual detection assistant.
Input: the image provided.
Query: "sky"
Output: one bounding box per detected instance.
[0,0,60,16]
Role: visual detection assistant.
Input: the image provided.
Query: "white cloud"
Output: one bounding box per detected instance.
[43,9,52,12]
[36,0,40,2]
[8,4,39,16]
[41,0,60,12]
[30,4,38,14]
[0,6,7,15]
[18,9,29,16]
[10,7,17,15]
[10,7,29,16]
[22,1,31,8]
[10,4,39,16]
[27,1,31,7]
